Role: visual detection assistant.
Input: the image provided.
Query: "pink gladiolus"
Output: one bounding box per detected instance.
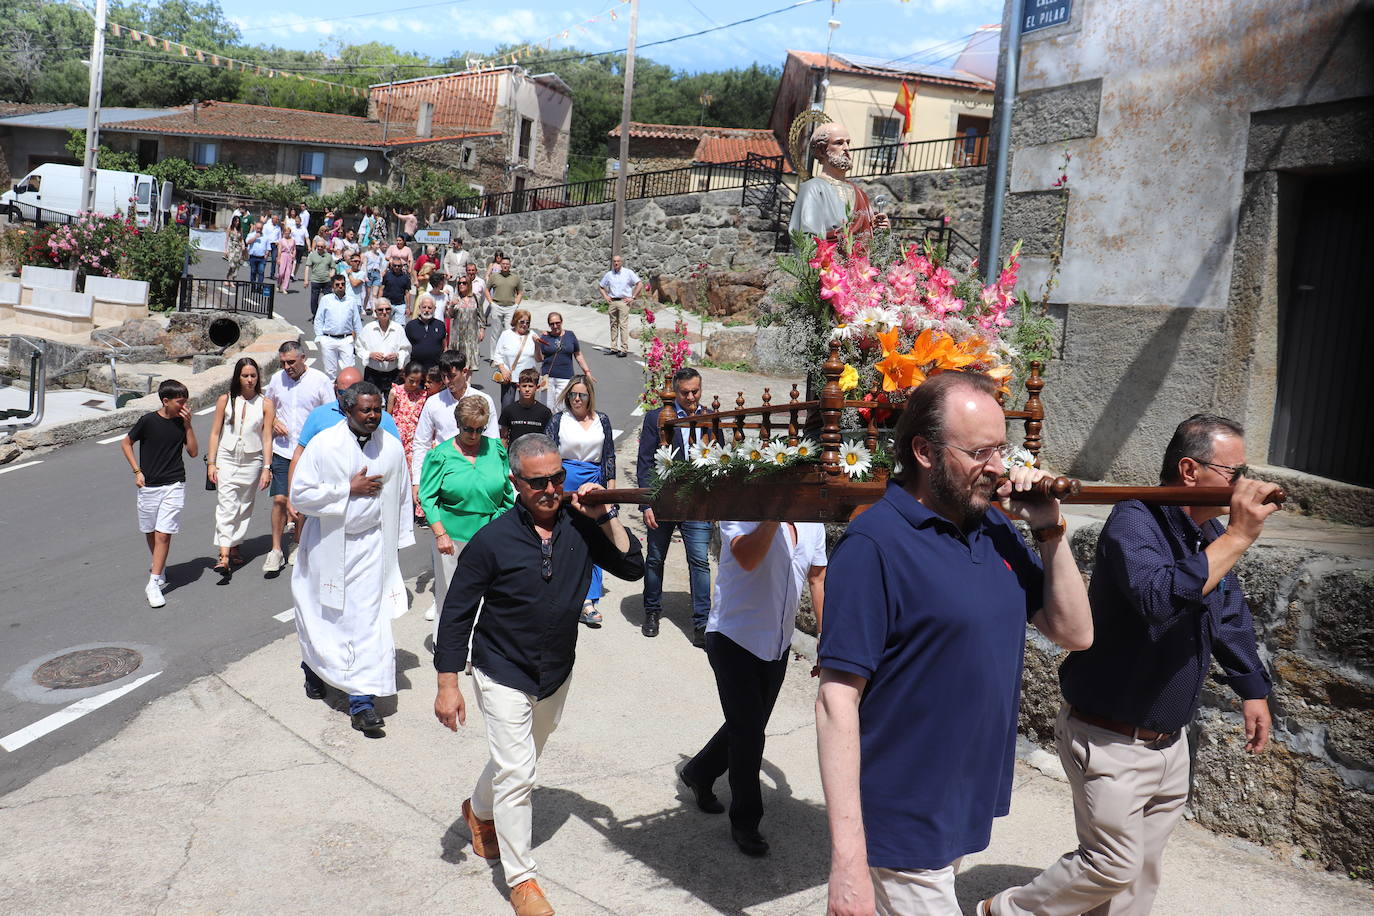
[929,267,955,295]
[644,308,656,325]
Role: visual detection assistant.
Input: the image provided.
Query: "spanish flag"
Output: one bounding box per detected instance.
[893,81,915,135]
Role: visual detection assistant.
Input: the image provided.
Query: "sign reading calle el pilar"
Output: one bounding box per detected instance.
[1022,0,1072,33]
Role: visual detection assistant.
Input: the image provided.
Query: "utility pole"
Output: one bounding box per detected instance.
[611,0,638,257]
[983,0,1023,285]
[81,0,108,213]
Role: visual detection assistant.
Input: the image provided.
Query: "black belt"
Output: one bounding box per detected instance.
[324,333,351,338]
[1070,707,1175,742]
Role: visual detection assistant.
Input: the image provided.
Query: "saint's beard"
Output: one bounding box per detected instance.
[824,150,852,171]
[928,450,998,532]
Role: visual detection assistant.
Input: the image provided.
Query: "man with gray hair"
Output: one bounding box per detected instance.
[789,122,890,241]
[434,433,644,916]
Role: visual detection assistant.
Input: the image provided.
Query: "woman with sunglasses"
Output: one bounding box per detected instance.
[418,396,515,621]
[492,308,541,408]
[543,376,616,626]
[449,276,487,370]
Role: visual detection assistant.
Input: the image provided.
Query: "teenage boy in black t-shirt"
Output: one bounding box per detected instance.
[498,368,553,448]
[120,379,199,608]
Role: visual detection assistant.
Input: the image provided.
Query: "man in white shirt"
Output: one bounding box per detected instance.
[298,205,310,236]
[598,254,642,357]
[355,299,410,399]
[344,252,368,317]
[264,340,333,572]
[443,238,471,280]
[314,274,361,380]
[409,350,498,508]
[261,212,283,281]
[679,519,827,859]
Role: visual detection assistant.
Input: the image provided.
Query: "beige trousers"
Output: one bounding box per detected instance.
[872,858,963,915]
[607,298,631,351]
[470,667,572,888]
[212,455,262,547]
[990,704,1190,916]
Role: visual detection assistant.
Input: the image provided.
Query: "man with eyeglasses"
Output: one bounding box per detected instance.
[983,414,1279,916]
[433,433,643,916]
[817,370,1091,916]
[355,298,409,403]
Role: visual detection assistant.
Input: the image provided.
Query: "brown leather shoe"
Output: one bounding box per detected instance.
[510,878,554,916]
[463,798,500,860]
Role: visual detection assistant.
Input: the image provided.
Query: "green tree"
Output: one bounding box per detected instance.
[64,129,140,172]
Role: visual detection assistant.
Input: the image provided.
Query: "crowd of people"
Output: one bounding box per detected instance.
[120,238,1281,915]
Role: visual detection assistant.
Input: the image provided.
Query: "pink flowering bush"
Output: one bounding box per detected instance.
[637,306,694,410]
[40,212,136,281]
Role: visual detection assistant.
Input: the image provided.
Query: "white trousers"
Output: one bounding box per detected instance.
[488,303,515,359]
[872,858,963,916]
[989,704,1190,916]
[470,667,572,888]
[429,536,466,640]
[316,335,353,380]
[542,376,570,410]
[212,455,262,547]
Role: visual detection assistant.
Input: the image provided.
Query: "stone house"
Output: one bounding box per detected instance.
[605,122,789,176]
[367,66,573,196]
[768,47,996,165]
[984,0,1374,515]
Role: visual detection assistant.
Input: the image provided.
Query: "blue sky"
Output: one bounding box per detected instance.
[222,0,1004,75]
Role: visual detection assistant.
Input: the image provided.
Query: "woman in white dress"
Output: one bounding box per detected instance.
[491,308,541,408]
[206,357,276,576]
[543,376,616,626]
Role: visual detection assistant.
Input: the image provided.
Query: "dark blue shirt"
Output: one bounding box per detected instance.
[538,330,580,380]
[1060,501,1270,733]
[819,483,1045,870]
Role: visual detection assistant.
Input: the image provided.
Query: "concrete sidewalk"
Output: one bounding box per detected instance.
[3,505,1372,915]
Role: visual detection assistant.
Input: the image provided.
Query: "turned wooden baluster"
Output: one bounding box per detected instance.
[1023,361,1044,467]
[865,408,879,453]
[710,395,722,449]
[761,388,773,441]
[734,391,746,444]
[820,340,845,477]
[788,383,801,446]
[657,382,677,450]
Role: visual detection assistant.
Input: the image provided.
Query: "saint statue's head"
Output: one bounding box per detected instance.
[810,123,853,174]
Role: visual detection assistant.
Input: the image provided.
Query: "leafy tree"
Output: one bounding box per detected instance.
[64,129,140,172]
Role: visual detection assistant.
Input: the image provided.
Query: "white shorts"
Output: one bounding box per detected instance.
[137,482,186,534]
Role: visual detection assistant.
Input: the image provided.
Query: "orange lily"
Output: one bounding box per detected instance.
[875,328,926,391]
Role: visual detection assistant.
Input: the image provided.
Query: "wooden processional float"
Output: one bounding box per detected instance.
[573,341,1286,523]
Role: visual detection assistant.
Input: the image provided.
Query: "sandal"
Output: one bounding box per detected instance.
[579,603,603,628]
[213,558,232,576]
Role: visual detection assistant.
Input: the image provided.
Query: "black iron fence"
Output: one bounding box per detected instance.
[887,217,980,266]
[2,204,76,227]
[176,276,274,317]
[847,135,989,179]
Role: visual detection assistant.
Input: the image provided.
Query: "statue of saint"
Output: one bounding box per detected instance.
[788,123,890,242]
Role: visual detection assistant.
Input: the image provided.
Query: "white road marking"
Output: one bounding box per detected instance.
[1,671,162,752]
[97,433,127,444]
[305,340,318,351]
[611,428,623,440]
[305,358,317,366]
[195,405,217,415]
[0,460,42,475]
[273,609,295,622]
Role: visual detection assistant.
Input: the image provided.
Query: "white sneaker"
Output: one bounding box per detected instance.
[154,575,167,590]
[424,604,437,621]
[286,542,297,565]
[145,580,166,608]
[262,549,285,573]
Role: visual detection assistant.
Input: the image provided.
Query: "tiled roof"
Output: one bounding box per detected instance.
[367,70,503,131]
[102,101,497,149]
[785,50,994,90]
[608,121,712,140]
[694,135,792,171]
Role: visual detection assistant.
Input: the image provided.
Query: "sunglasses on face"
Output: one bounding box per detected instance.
[515,468,567,490]
[567,391,589,401]
[459,425,484,435]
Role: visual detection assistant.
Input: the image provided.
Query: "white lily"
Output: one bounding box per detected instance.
[838,441,873,478]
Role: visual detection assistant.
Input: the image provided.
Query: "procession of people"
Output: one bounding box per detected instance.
[119,147,1285,916]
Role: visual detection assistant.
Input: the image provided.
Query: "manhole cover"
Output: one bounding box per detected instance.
[33,647,143,689]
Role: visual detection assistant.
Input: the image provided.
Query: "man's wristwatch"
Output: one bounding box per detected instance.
[596,505,619,525]
[1032,517,1067,543]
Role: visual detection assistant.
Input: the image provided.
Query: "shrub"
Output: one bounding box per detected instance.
[121,224,198,312]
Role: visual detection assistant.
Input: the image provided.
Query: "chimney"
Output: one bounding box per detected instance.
[416,101,434,139]
[191,99,199,121]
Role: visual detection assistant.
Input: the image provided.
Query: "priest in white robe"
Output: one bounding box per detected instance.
[291,380,415,734]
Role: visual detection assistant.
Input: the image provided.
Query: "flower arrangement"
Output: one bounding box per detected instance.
[637,306,693,410]
[649,432,888,499]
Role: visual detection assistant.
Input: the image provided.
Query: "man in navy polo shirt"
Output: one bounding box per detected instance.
[816,370,1092,916]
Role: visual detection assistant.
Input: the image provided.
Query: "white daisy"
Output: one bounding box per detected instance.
[854,306,886,333]
[765,441,797,466]
[838,441,873,478]
[653,444,681,474]
[1002,446,1036,472]
[705,443,734,474]
[690,438,717,467]
[737,436,767,465]
[793,437,820,460]
[829,324,854,342]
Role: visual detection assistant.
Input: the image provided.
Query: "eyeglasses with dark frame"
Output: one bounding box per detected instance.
[1195,459,1249,483]
[459,424,484,435]
[515,468,567,491]
[928,440,1007,465]
[566,391,589,401]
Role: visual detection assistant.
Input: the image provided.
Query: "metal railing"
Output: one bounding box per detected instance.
[177,276,274,317]
[445,156,786,219]
[0,339,45,434]
[2,204,76,227]
[847,135,989,179]
[887,217,980,266]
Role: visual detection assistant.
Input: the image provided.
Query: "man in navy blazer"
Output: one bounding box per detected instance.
[635,368,719,644]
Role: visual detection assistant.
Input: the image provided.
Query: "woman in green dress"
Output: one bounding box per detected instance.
[418,394,513,621]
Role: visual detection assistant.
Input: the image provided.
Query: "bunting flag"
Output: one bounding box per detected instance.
[110,22,120,36]
[893,80,915,135]
[463,0,630,72]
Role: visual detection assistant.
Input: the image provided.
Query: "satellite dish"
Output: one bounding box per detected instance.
[353,156,370,174]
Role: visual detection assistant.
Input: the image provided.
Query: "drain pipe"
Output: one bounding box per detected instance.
[983,3,1023,285]
[0,344,46,438]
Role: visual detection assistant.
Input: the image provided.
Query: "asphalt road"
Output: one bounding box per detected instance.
[0,254,646,795]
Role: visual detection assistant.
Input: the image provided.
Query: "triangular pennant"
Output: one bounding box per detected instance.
[211,55,219,66]
[110,22,120,36]
[162,39,170,51]
[146,34,156,47]
[195,49,204,61]
[129,29,141,41]
[180,44,188,56]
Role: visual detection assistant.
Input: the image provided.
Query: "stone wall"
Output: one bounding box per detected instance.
[390,134,507,196]
[855,166,988,251]
[1017,524,1374,881]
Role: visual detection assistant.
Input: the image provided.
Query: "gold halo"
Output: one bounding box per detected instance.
[788,109,832,183]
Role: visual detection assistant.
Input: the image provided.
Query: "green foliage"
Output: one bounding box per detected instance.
[122,223,197,311]
[63,130,140,172]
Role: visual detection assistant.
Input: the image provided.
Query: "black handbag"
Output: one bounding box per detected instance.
[204,456,216,491]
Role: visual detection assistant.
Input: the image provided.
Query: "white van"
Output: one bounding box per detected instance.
[1,163,163,228]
